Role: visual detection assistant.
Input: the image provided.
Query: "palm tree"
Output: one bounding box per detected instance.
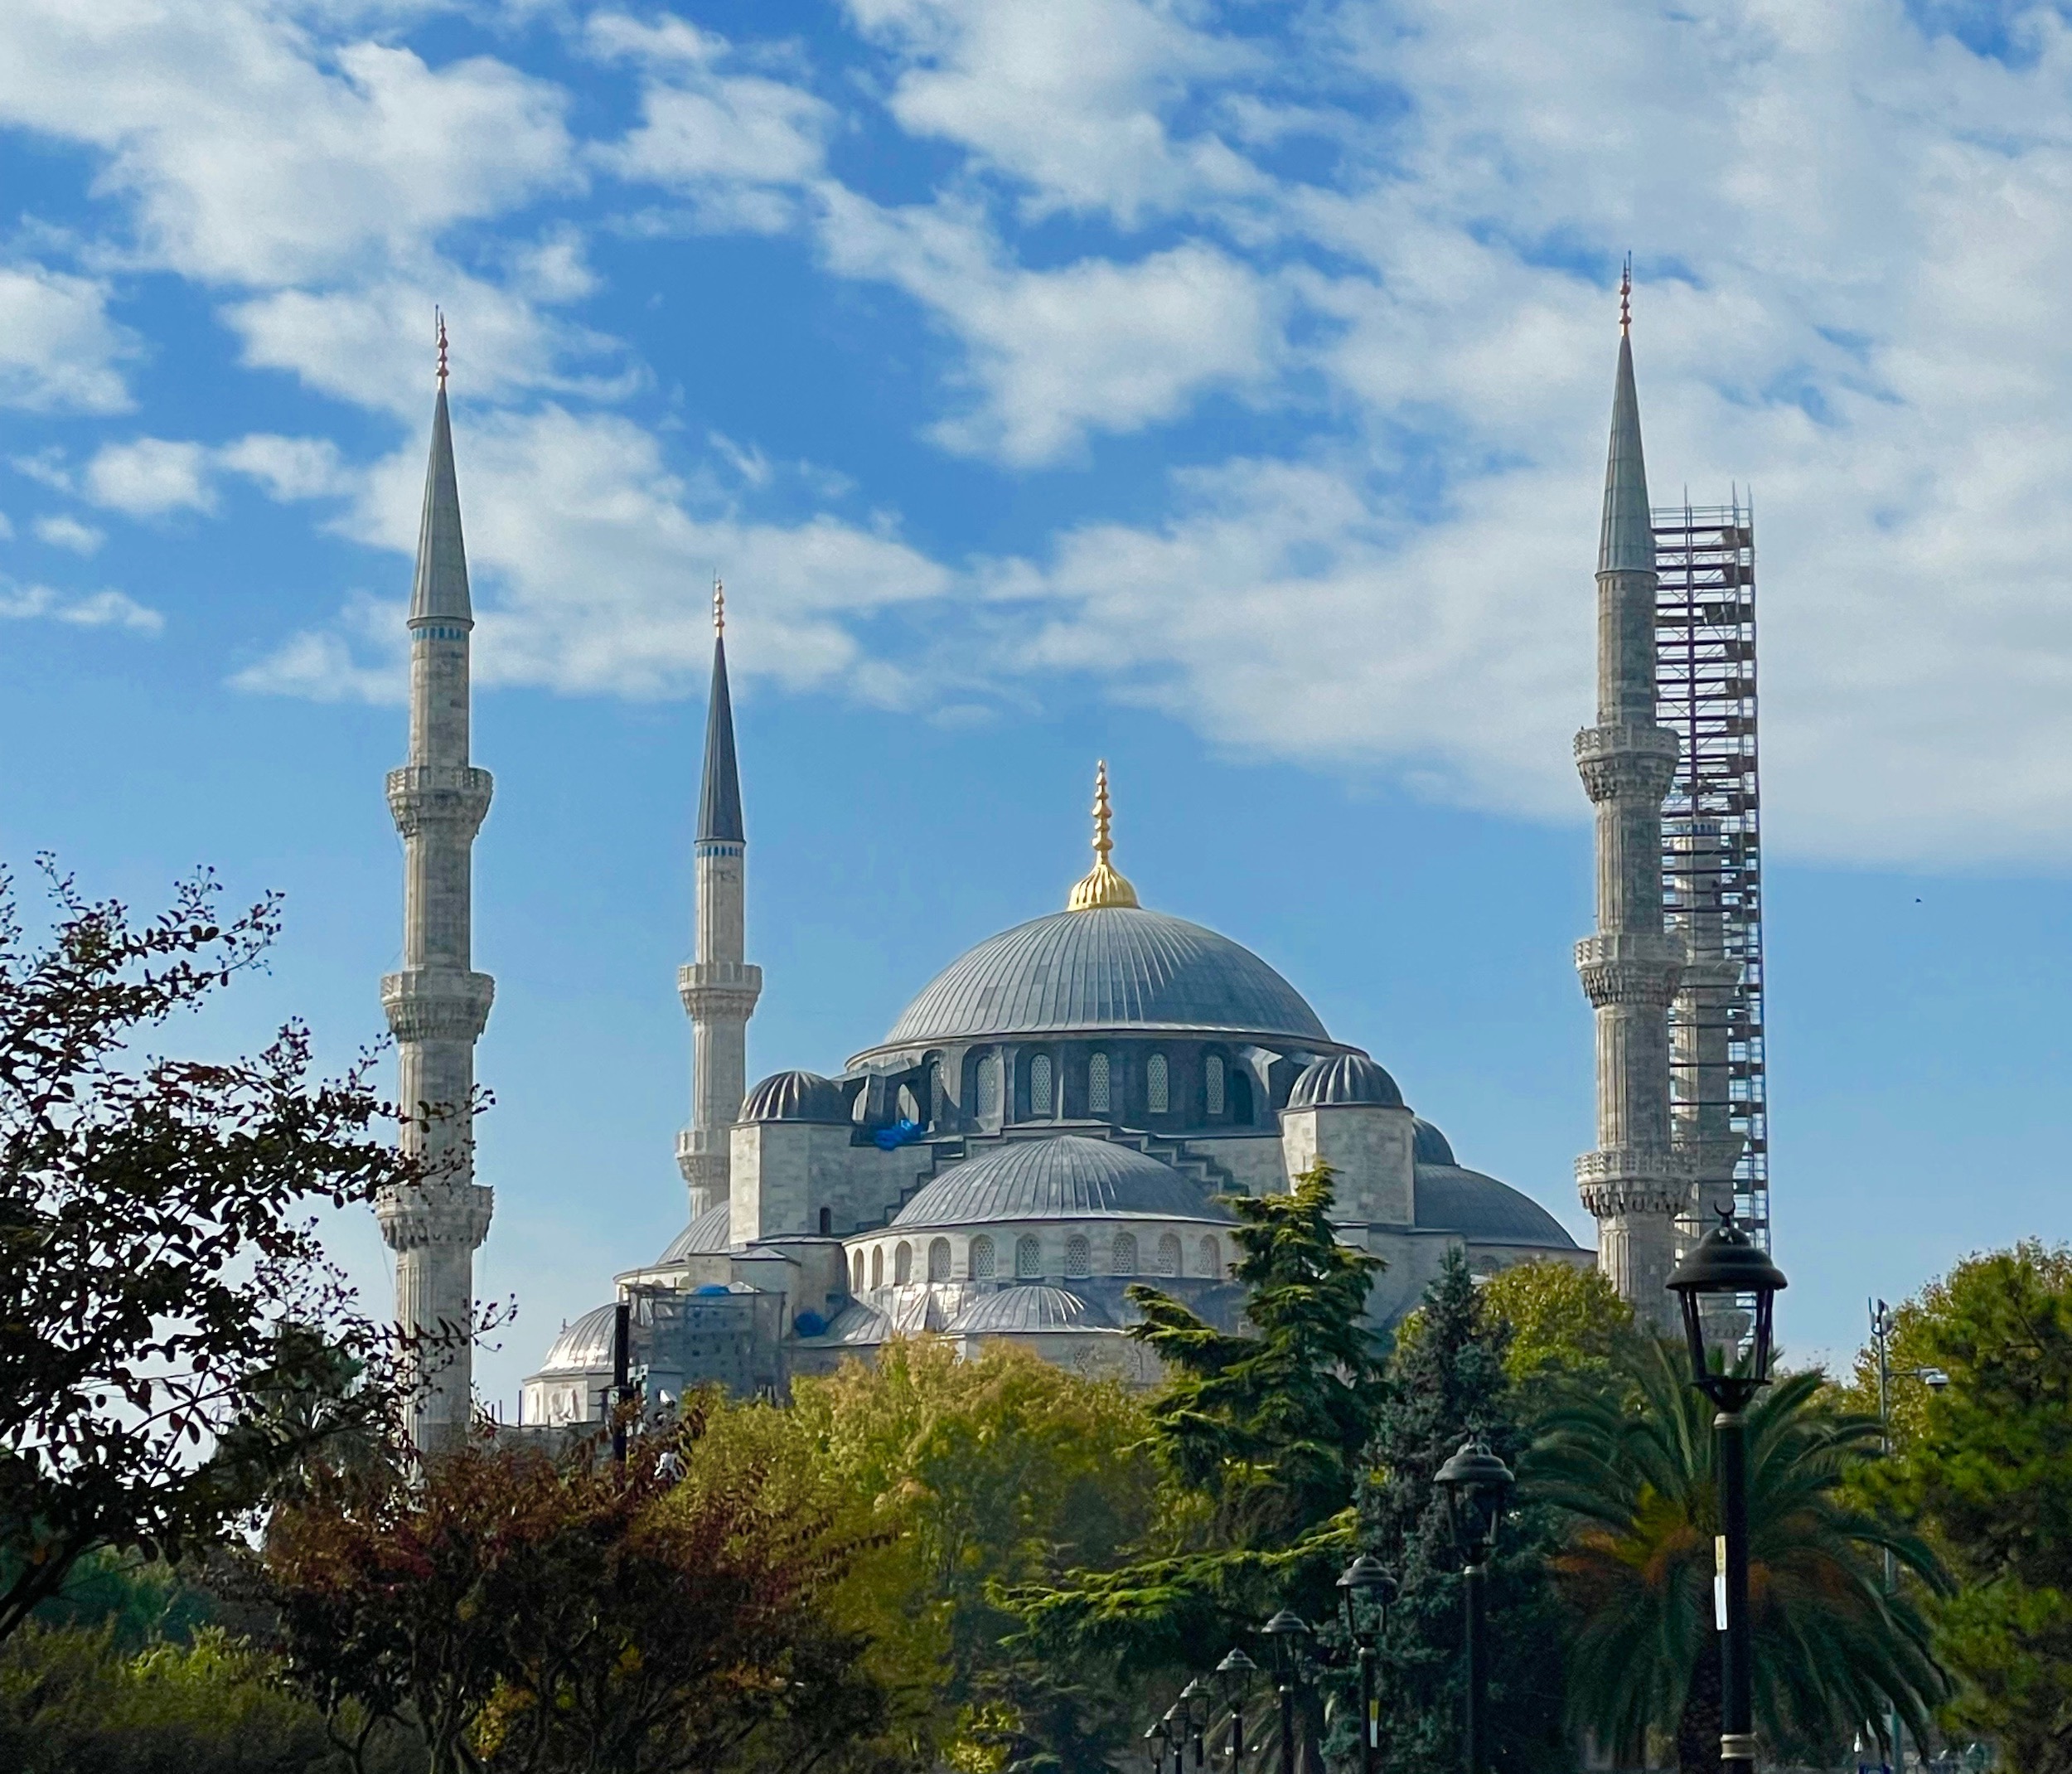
[1527,1340,1949,1774]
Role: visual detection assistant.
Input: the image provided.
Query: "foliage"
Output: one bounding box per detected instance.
[0,860,407,1645]
[1866,1243,2072,1774]
[1010,1163,1387,1683]
[261,1405,889,1774]
[1532,1339,1949,1774]
[1476,1259,1639,1389]
[1353,1247,1570,1774]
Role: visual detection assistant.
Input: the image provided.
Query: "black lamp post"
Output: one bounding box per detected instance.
[1217,1646,1258,1768]
[1435,1437,1514,1774]
[1179,1678,1208,1770]
[1164,1705,1187,1774]
[1339,1553,1393,1774]
[1263,1608,1314,1772]
[1667,1210,1789,1774]
[1147,1716,1174,1772]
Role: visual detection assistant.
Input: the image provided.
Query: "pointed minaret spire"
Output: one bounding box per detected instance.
[377,325,496,1452]
[1067,759,1140,910]
[679,580,760,1222]
[1573,268,1683,1327]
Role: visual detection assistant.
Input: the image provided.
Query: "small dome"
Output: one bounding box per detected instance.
[950,1285,1114,1335]
[741,1069,847,1123]
[1415,1166,1579,1249]
[536,1303,617,1374]
[1412,1118,1457,1166]
[656,1200,732,1263]
[1287,1053,1403,1110]
[891,1134,1233,1229]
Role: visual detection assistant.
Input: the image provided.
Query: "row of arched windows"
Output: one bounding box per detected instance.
[850,1231,1223,1293]
[918,1049,1254,1127]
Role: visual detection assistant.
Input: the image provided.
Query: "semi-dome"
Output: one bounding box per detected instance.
[657,1200,733,1263]
[1412,1118,1457,1166]
[537,1303,617,1374]
[1415,1165,1578,1249]
[951,1285,1115,1335]
[890,1134,1234,1229]
[1288,1052,1403,1110]
[741,1069,848,1123]
[867,906,1330,1054]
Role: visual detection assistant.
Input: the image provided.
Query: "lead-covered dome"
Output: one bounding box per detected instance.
[1414,1165,1578,1248]
[537,1303,617,1374]
[891,1135,1234,1229]
[951,1286,1114,1335]
[869,906,1330,1053]
[741,1069,847,1123]
[1288,1052,1402,1109]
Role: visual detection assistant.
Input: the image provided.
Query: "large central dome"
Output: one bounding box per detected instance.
[868,905,1331,1052]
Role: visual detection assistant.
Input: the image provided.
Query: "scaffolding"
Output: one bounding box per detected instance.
[1654,499,1769,1248]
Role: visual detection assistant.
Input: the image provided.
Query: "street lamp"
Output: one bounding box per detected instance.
[1869,1298,1949,1772]
[1146,1715,1174,1772]
[1436,1438,1513,1774]
[1164,1705,1187,1774]
[1338,1554,1392,1774]
[1216,1647,1257,1768]
[1179,1678,1208,1770]
[1262,1608,1313,1773]
[1668,1210,1789,1774]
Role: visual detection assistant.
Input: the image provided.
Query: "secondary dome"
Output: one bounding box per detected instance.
[951,1285,1115,1335]
[890,1135,1234,1229]
[1415,1164,1578,1249]
[1288,1052,1402,1109]
[657,1200,732,1263]
[869,907,1330,1052]
[1412,1118,1457,1166]
[741,1069,847,1123]
[537,1303,617,1374]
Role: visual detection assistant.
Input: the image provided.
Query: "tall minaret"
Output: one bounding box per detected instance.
[676,581,761,1219]
[1573,269,1684,1325]
[376,316,495,1449]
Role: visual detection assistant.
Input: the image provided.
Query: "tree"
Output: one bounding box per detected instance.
[1477,1259,1639,1389]
[1532,1340,1949,1774]
[0,861,407,1646]
[1866,1243,2072,1774]
[1354,1247,1569,1774]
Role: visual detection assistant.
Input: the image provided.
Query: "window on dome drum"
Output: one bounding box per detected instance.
[1157,1233,1182,1277]
[1111,1232,1138,1276]
[1065,1235,1092,1279]
[979,1054,1001,1118]
[871,1247,884,1289]
[898,1083,919,1123]
[1230,1069,1253,1125]
[1029,1053,1053,1117]
[1146,1053,1169,1114]
[971,1235,996,1280]
[1198,1235,1221,1277]
[1205,1054,1225,1117]
[1088,1051,1111,1114]
[894,1243,913,1285]
[819,1206,832,1236]
[1016,1234,1042,1279]
[928,1238,951,1282]
[851,1252,864,1293]
[928,1061,945,1125]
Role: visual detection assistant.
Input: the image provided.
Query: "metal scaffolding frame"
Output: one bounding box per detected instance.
[1654,498,1770,1248]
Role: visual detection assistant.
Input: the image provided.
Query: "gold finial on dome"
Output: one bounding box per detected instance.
[1067,759,1140,911]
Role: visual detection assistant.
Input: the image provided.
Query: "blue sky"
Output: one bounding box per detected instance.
[5,0,2072,1407]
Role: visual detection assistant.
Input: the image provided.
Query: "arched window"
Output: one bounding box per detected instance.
[871,1246,884,1289]
[851,1251,864,1293]
[897,1083,919,1123]
[928,1060,946,1125]
[979,1054,1001,1118]
[1065,1235,1092,1279]
[894,1242,913,1285]
[1205,1054,1225,1117]
[1088,1050,1111,1114]
[818,1205,832,1237]
[1230,1069,1253,1125]
[1157,1233,1183,1277]
[928,1238,951,1282]
[971,1235,996,1280]
[1111,1232,1138,1276]
[1198,1236,1222,1278]
[1016,1234,1043,1279]
[1029,1053,1053,1117]
[1146,1053,1169,1114]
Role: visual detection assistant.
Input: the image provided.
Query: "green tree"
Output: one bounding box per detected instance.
[1867,1243,2072,1774]
[1532,1340,1948,1774]
[1354,1247,1569,1774]
[1477,1259,1639,1389]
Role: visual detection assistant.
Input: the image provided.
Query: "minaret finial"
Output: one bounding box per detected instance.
[436,308,449,387]
[1068,759,1139,911]
[1619,255,1631,337]
[713,574,724,637]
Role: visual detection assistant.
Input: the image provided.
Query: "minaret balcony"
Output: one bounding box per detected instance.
[678,960,762,1022]
[1573,722,1678,804]
[1574,1147,1687,1219]
[381,967,496,1042]
[387,765,494,838]
[1574,933,1682,1008]
[376,1180,495,1252]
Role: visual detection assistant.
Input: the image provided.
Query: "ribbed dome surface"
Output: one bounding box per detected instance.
[1412,1118,1458,1166]
[891,1135,1234,1229]
[657,1200,733,1263]
[741,1069,848,1123]
[1416,1167,1578,1248]
[869,907,1329,1051]
[951,1285,1114,1335]
[1288,1052,1402,1109]
[537,1303,617,1374]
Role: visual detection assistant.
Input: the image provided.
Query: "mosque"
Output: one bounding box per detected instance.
[371,298,1701,1443]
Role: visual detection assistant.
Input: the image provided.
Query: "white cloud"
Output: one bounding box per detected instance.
[217,434,351,501]
[33,514,104,555]
[0,579,162,633]
[85,439,215,516]
[0,264,133,413]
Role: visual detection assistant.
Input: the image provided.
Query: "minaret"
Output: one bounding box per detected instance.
[376,315,495,1449]
[676,580,762,1219]
[1574,268,1684,1326]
